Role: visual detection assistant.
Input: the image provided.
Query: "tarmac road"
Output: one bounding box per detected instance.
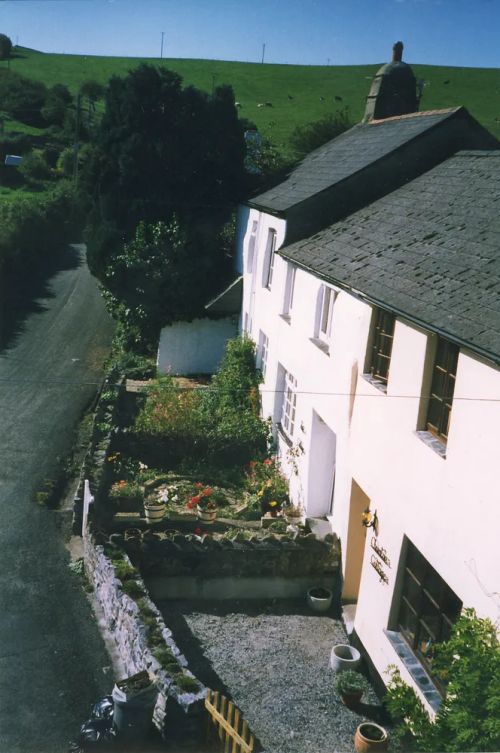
[0,245,115,752]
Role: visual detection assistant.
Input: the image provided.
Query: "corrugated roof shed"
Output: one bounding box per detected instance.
[280,151,500,363]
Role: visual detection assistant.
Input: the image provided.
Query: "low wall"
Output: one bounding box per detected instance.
[83,520,206,742]
[117,529,341,601]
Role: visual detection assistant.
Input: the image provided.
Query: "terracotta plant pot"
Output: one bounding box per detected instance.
[306,586,333,612]
[354,722,389,753]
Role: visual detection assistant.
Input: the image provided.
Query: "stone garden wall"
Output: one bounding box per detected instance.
[117,528,341,600]
[83,521,206,741]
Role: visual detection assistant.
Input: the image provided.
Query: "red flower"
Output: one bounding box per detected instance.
[187,494,202,509]
[202,487,213,497]
[194,482,204,489]
[263,459,272,466]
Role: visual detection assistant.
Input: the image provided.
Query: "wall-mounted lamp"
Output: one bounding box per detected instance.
[361,507,378,532]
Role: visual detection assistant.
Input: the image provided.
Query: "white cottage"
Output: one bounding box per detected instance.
[237,47,500,709]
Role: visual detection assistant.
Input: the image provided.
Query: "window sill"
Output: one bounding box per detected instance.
[415,430,447,459]
[280,314,291,325]
[309,337,330,356]
[384,630,442,712]
[361,373,387,394]
[276,422,293,447]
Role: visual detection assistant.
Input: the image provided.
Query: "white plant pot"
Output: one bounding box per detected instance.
[306,587,333,612]
[144,503,166,522]
[330,643,361,672]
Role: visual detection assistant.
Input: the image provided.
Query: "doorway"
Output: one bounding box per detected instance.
[342,479,370,602]
[307,411,337,518]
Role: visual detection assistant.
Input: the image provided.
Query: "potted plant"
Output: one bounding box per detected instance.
[354,722,389,753]
[109,479,144,512]
[335,670,368,708]
[186,485,217,524]
[144,498,166,523]
[306,586,333,612]
[283,502,303,525]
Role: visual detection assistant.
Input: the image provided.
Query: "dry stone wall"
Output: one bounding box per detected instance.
[83,524,206,739]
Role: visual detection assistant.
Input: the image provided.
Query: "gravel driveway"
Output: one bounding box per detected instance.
[160,601,388,753]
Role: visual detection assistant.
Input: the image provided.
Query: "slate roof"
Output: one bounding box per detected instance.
[249,108,462,215]
[280,151,500,363]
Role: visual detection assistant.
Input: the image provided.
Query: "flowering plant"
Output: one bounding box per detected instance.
[109,479,144,500]
[246,457,289,514]
[186,483,216,512]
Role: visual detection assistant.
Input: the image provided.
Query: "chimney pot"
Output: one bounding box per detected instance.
[392,41,404,62]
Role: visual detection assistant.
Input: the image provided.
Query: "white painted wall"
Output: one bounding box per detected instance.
[237,204,500,705]
[157,316,238,375]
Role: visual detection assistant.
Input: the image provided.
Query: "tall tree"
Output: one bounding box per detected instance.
[87,64,246,235]
[84,64,247,345]
[0,34,12,60]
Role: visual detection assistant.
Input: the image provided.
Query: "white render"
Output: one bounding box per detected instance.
[157,316,238,375]
[238,206,500,707]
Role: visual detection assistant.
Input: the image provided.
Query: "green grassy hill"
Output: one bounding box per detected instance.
[2,47,500,153]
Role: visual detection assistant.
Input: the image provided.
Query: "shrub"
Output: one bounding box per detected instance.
[289,108,353,160]
[246,457,289,514]
[0,182,78,279]
[385,609,500,752]
[114,561,139,582]
[121,580,145,598]
[18,150,52,183]
[173,674,200,693]
[134,337,270,467]
[336,670,368,694]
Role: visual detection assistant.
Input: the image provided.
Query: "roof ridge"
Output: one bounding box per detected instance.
[369,106,461,125]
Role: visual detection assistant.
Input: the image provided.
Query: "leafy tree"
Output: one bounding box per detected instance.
[18,149,51,183]
[79,79,105,132]
[289,107,352,160]
[98,216,233,349]
[385,609,500,752]
[86,64,246,234]
[42,84,73,126]
[0,70,47,126]
[0,34,12,60]
[83,64,247,347]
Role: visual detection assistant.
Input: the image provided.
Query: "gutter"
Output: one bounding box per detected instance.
[279,251,500,368]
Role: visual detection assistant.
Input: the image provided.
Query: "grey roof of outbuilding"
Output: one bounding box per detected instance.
[280,151,500,363]
[248,108,462,215]
[205,276,242,315]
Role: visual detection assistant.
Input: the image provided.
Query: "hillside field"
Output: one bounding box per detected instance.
[2,47,500,154]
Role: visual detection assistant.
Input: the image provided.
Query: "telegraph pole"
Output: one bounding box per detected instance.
[160,31,165,59]
[73,94,81,185]
[261,43,266,64]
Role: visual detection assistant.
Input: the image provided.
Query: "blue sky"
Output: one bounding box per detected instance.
[0,0,498,68]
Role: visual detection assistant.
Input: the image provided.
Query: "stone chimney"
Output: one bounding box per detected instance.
[363,41,418,122]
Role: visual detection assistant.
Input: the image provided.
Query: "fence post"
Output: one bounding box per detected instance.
[82,479,94,536]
